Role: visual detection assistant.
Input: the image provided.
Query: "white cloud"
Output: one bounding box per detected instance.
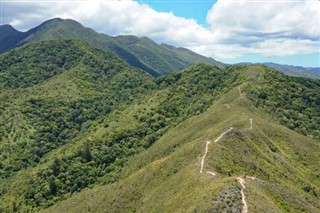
[2,0,320,62]
[9,18,23,27]
[206,0,320,57]
[207,1,320,40]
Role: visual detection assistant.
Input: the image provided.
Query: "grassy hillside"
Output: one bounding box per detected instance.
[43,67,320,212]
[0,18,222,76]
[0,39,319,212]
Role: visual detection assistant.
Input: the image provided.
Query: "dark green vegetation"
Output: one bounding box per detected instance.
[0,37,319,212]
[0,39,238,212]
[0,39,153,210]
[248,68,320,139]
[0,18,222,76]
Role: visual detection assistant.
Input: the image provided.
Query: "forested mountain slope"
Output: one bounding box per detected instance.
[0,39,153,211]
[0,40,235,212]
[0,40,319,212]
[0,18,222,76]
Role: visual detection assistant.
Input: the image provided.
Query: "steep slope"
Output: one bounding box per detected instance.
[43,66,320,212]
[0,39,129,92]
[0,24,28,53]
[247,68,320,140]
[0,39,156,212]
[114,36,223,74]
[0,18,223,76]
[39,66,318,213]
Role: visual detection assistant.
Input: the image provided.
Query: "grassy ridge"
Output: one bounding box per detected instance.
[43,83,320,213]
[0,40,319,212]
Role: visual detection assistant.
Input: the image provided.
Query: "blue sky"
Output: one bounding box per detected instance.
[137,0,215,27]
[1,0,320,67]
[139,0,319,67]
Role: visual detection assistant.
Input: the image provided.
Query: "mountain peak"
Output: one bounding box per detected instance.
[29,17,83,33]
[0,24,18,32]
[44,17,64,23]
[0,24,25,53]
[41,17,81,26]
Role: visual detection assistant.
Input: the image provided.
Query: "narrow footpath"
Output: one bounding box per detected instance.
[200,127,235,175]
[200,141,211,174]
[236,177,248,213]
[199,117,254,212]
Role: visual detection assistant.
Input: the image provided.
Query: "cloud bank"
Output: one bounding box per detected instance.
[2,0,320,62]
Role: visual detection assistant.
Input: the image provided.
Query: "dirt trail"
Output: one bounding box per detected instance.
[206,171,216,176]
[235,118,254,213]
[243,118,253,131]
[236,177,246,189]
[246,176,258,181]
[200,127,234,175]
[214,127,234,143]
[236,177,248,213]
[200,141,211,173]
[199,118,256,211]
[249,118,252,130]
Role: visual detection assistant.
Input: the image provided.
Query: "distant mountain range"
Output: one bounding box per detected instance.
[234,62,320,79]
[1,18,319,79]
[0,18,223,76]
[263,63,320,79]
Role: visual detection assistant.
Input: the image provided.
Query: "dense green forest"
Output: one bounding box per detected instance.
[247,68,320,139]
[0,40,239,211]
[0,39,319,212]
